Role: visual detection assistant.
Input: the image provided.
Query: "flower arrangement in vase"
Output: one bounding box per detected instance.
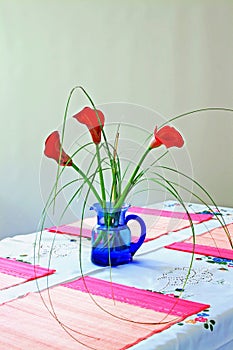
[41,86,233,268]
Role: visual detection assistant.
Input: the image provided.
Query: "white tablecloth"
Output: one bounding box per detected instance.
[1,201,233,349]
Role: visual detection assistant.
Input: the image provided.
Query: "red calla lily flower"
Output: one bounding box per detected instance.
[44,131,73,166]
[150,125,184,149]
[73,107,105,144]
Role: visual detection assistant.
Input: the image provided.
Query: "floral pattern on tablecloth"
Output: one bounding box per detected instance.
[150,254,233,331]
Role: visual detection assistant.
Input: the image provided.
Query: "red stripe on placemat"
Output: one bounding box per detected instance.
[48,225,92,238]
[63,276,209,318]
[0,257,55,281]
[166,242,233,260]
[49,225,138,241]
[129,206,213,222]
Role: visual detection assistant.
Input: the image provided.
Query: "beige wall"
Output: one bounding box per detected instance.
[0,0,233,238]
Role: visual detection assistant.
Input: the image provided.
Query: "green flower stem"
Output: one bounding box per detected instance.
[79,86,118,206]
[71,163,102,205]
[96,144,106,207]
[110,158,118,203]
[114,147,151,208]
[92,230,105,247]
[160,107,233,128]
[93,230,117,248]
[110,127,120,202]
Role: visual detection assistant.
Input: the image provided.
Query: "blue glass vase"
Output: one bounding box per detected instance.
[90,203,146,267]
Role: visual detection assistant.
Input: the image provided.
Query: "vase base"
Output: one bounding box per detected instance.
[91,247,132,267]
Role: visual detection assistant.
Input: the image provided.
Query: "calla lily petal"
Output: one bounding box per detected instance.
[44,131,73,166]
[150,125,184,149]
[73,107,105,144]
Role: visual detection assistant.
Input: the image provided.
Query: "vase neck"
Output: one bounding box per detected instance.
[90,202,130,227]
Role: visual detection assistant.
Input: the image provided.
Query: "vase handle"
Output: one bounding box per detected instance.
[125,214,146,256]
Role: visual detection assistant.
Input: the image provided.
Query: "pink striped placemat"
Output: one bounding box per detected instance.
[0,276,209,349]
[63,276,209,318]
[129,206,212,221]
[129,207,212,242]
[166,223,233,259]
[48,206,212,243]
[0,257,55,290]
